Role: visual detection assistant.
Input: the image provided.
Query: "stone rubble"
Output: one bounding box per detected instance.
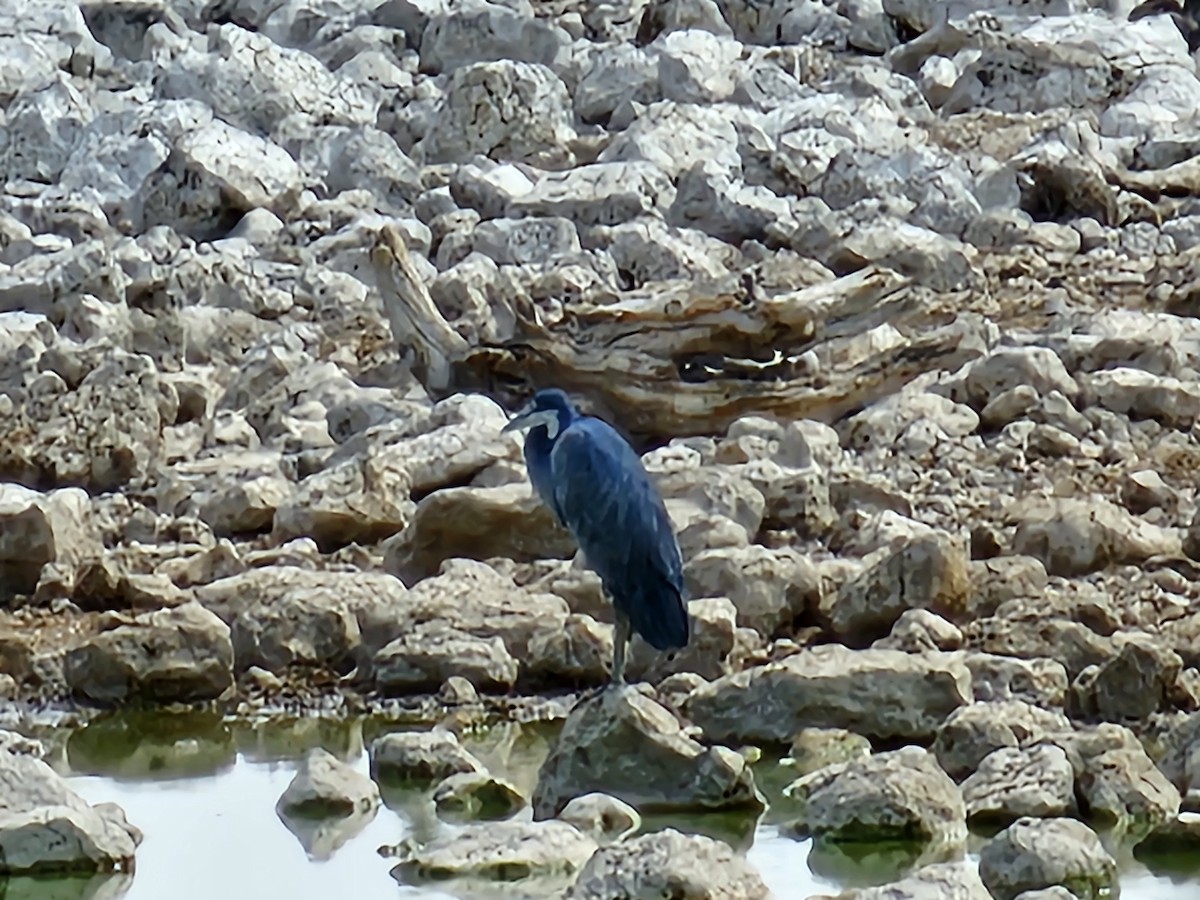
[2,0,1200,894]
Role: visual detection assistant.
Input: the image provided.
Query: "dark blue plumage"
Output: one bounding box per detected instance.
[502,389,689,682]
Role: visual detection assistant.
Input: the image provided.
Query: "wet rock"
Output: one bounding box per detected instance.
[557,793,641,844]
[934,702,1071,782]
[1076,746,1180,833]
[0,485,102,595]
[369,730,485,785]
[814,862,991,900]
[0,733,141,875]
[532,685,763,819]
[276,748,381,819]
[386,820,596,883]
[563,828,769,900]
[432,771,526,820]
[685,646,971,743]
[785,728,872,776]
[784,747,966,847]
[977,817,1117,900]
[63,603,234,703]
[961,745,1076,824]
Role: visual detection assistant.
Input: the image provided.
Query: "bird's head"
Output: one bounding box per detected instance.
[500,388,579,440]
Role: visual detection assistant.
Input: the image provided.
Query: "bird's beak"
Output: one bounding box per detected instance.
[501,406,557,434]
[501,400,536,434]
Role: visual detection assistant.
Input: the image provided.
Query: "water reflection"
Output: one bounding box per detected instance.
[277,803,380,861]
[0,712,1195,900]
[0,874,133,900]
[65,711,235,781]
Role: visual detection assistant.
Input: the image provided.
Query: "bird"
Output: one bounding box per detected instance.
[501,388,690,686]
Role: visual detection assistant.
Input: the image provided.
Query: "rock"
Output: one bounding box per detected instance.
[432,771,526,820]
[375,622,519,694]
[506,161,676,225]
[557,793,641,843]
[965,653,1069,707]
[383,483,575,584]
[532,685,762,819]
[874,608,964,653]
[816,862,992,900]
[683,545,819,637]
[156,23,375,134]
[373,560,571,687]
[960,348,1078,410]
[386,820,596,883]
[418,2,571,74]
[977,817,1117,900]
[194,567,409,660]
[0,485,101,595]
[276,748,381,819]
[784,747,966,847]
[785,727,872,776]
[368,730,485,784]
[1085,368,1200,428]
[0,352,173,492]
[418,61,575,166]
[685,646,971,743]
[563,828,769,900]
[63,603,234,703]
[822,531,970,644]
[1010,497,1182,576]
[934,702,1071,782]
[969,616,1115,681]
[1076,747,1180,834]
[0,733,141,875]
[1070,633,1182,721]
[961,745,1076,824]
[226,585,360,675]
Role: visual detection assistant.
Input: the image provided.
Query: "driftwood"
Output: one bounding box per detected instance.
[371,225,983,442]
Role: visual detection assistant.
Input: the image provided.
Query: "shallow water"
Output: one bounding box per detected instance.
[8,711,1200,900]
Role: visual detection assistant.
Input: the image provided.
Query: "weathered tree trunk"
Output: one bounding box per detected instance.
[372,225,983,442]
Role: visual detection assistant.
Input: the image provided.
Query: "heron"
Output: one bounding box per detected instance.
[501,388,690,686]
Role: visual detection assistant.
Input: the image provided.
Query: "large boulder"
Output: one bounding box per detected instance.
[685,646,971,743]
[785,747,966,847]
[977,817,1117,900]
[0,485,101,595]
[564,828,770,899]
[63,603,234,703]
[0,732,141,875]
[276,748,380,819]
[385,820,597,883]
[532,685,763,819]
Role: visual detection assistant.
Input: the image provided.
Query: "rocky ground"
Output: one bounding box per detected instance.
[4,0,1200,895]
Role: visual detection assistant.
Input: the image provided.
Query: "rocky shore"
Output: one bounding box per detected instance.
[4,0,1200,895]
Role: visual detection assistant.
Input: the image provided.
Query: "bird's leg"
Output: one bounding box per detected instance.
[611,612,630,687]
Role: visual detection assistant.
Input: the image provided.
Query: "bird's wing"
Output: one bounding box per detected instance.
[548,417,683,593]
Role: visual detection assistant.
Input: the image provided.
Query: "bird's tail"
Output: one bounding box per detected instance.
[625,576,690,651]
